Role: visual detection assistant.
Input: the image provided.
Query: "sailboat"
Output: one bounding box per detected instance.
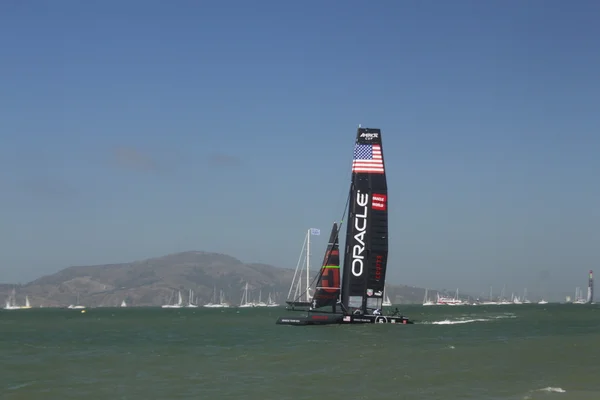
[239,282,254,308]
[276,126,412,325]
[4,288,22,310]
[422,289,435,306]
[573,287,587,304]
[161,290,183,308]
[203,286,221,308]
[382,286,392,306]
[68,293,86,309]
[254,290,267,307]
[186,289,198,308]
[120,300,127,307]
[266,293,280,307]
[218,290,231,308]
[285,228,319,308]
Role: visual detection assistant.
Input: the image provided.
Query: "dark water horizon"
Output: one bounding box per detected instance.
[1,304,598,399]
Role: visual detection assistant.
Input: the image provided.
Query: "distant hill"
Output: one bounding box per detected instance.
[0,251,439,307]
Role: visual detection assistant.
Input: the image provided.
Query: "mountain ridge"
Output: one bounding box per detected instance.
[1,251,437,307]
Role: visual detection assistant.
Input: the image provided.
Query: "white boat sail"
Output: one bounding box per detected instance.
[382,286,392,306]
[120,300,127,307]
[285,228,319,307]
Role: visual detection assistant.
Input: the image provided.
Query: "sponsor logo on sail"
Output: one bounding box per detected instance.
[359,132,379,140]
[366,289,373,296]
[351,191,369,277]
[374,290,383,296]
[372,194,387,211]
[375,254,383,281]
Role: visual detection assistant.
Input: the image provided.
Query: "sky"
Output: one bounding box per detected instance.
[1,0,599,301]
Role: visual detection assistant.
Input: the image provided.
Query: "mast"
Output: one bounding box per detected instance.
[588,270,594,304]
[306,229,310,302]
[341,127,388,314]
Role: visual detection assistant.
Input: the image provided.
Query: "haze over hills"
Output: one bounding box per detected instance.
[0,252,438,308]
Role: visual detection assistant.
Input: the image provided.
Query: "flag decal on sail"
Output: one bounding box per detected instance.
[372,194,387,210]
[310,228,320,235]
[352,144,384,174]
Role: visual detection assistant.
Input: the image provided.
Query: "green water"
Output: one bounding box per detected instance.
[1,304,599,399]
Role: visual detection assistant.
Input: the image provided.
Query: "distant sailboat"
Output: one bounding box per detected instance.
[422,289,435,306]
[68,293,86,309]
[186,289,198,308]
[218,290,231,308]
[255,290,267,307]
[204,286,224,308]
[239,283,254,308]
[266,293,279,307]
[480,286,498,305]
[4,288,22,310]
[162,290,183,308]
[120,300,127,307]
[573,287,587,304]
[285,228,319,308]
[382,286,392,307]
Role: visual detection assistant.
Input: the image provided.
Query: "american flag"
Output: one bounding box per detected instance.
[352,144,384,174]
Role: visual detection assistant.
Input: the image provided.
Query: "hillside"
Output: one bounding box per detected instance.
[1,251,436,307]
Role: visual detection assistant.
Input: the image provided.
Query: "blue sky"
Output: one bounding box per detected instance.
[1,0,599,300]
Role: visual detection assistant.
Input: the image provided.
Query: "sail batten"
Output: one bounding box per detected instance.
[341,127,389,313]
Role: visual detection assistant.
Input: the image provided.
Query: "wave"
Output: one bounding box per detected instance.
[537,387,566,393]
[523,387,567,399]
[421,314,517,325]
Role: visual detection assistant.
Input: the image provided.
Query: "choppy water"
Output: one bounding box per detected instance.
[1,304,598,399]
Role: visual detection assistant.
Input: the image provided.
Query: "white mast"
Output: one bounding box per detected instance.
[306,229,310,302]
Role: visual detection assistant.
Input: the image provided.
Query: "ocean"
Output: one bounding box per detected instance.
[1,304,598,400]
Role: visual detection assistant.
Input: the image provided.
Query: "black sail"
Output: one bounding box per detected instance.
[341,127,388,313]
[310,223,341,311]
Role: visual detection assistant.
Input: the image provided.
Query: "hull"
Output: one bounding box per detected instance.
[285,301,312,308]
[276,313,413,326]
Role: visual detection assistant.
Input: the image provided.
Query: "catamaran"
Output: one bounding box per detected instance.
[276,126,412,325]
